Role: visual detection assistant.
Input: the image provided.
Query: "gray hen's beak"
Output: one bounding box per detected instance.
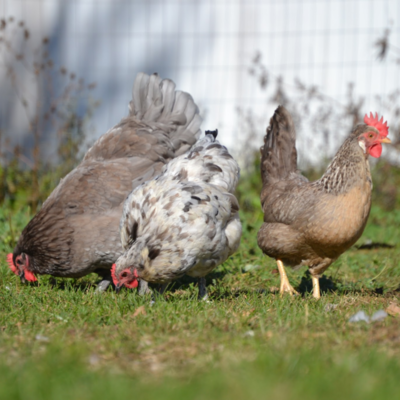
[19,270,26,284]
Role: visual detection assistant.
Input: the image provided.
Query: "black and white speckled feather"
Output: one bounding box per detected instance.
[160,131,240,193]
[116,133,241,284]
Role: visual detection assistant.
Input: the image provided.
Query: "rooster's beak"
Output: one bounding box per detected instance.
[380,137,391,144]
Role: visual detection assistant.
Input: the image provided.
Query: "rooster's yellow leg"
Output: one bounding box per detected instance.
[277,259,299,296]
[312,276,320,299]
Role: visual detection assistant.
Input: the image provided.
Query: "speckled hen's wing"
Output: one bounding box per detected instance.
[120,176,234,250]
[160,133,240,194]
[120,177,241,280]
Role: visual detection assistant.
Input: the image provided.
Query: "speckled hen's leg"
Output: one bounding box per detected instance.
[158,283,168,295]
[277,259,299,296]
[137,279,152,296]
[149,283,168,305]
[198,277,208,300]
[311,276,320,299]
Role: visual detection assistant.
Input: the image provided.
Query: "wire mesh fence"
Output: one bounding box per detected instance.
[1,0,399,167]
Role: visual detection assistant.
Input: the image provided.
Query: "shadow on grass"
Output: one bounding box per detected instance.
[22,267,387,300]
[298,271,385,297]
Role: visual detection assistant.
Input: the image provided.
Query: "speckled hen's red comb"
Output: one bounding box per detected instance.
[7,253,18,275]
[111,263,117,285]
[364,112,389,137]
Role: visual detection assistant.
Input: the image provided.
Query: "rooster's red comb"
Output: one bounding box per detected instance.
[7,253,18,275]
[364,112,389,137]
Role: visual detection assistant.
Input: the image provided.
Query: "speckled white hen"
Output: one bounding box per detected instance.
[112,131,242,298]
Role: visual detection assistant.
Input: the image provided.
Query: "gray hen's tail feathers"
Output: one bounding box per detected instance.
[260,106,299,186]
[84,73,202,162]
[129,73,202,155]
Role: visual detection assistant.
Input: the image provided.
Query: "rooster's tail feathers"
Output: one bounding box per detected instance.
[260,106,298,186]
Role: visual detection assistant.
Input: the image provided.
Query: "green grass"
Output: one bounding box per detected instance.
[1,171,400,400]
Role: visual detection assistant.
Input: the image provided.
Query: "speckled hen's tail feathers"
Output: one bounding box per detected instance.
[260,106,298,186]
[129,73,202,155]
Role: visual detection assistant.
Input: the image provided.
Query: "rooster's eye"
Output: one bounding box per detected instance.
[369,134,374,138]
[121,272,128,278]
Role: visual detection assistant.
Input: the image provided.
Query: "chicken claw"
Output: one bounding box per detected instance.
[277,259,299,296]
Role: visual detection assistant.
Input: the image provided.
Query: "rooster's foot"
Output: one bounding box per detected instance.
[311,276,321,299]
[277,259,299,296]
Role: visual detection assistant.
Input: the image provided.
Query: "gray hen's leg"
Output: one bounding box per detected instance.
[198,277,208,300]
[95,272,112,294]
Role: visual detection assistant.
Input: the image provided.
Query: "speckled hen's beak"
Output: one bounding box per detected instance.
[380,137,391,144]
[115,283,122,293]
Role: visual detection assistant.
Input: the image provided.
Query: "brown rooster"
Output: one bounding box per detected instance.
[257,106,391,299]
[7,72,202,291]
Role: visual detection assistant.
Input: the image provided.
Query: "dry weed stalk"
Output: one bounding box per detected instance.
[0,17,99,210]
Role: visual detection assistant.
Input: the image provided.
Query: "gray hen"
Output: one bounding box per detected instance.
[8,73,202,291]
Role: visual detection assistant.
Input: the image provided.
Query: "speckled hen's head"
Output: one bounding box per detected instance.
[111,240,160,292]
[111,262,139,291]
[357,112,391,158]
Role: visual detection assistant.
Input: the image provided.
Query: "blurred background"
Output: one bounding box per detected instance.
[1,0,400,209]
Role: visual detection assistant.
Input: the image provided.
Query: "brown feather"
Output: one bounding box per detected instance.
[258,106,379,278]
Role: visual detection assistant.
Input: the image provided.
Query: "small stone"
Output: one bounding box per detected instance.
[348,310,370,323]
[243,264,260,272]
[244,330,255,338]
[35,334,49,342]
[370,310,388,322]
[88,354,100,366]
[324,303,338,312]
[386,303,400,317]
